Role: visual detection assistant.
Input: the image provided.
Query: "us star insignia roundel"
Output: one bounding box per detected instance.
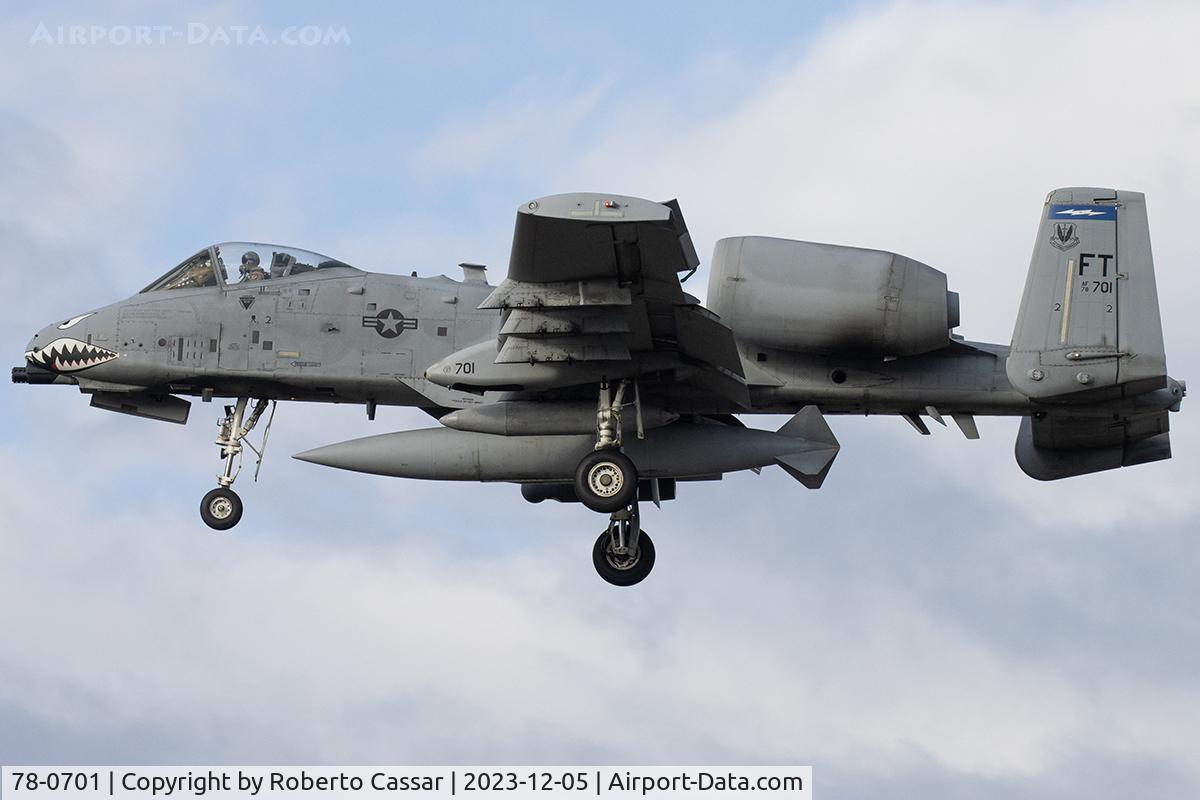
[362,308,418,338]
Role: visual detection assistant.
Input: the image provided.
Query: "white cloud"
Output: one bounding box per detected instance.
[548,2,1200,343]
[3,448,1197,784]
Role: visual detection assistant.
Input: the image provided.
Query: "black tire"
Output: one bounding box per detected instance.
[593,529,655,586]
[200,487,243,531]
[574,449,638,513]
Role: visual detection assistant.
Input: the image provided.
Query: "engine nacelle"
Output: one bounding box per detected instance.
[707,236,959,357]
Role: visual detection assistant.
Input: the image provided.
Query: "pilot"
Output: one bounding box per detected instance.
[239,251,267,282]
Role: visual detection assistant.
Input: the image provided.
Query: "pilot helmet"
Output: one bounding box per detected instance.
[240,251,262,274]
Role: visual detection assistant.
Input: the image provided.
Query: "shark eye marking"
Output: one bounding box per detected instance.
[24,337,119,373]
[57,312,95,330]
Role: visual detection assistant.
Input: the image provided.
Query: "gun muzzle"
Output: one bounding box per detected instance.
[12,365,61,384]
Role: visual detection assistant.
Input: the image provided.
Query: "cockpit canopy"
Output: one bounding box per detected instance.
[141,242,360,292]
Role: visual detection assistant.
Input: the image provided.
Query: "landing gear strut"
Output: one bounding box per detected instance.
[200,397,275,531]
[593,504,655,586]
[575,380,640,513]
[575,379,655,583]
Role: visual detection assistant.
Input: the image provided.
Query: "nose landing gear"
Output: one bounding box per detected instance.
[593,504,655,586]
[200,397,275,531]
[200,486,242,530]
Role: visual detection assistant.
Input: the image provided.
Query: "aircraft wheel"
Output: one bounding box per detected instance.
[200,487,243,531]
[593,529,655,586]
[575,450,638,513]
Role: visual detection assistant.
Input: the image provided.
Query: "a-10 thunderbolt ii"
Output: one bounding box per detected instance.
[15,188,1185,585]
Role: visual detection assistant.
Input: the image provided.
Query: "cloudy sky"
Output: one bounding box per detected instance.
[2,1,1199,797]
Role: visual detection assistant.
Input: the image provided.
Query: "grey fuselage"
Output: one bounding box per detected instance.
[25,264,1034,420]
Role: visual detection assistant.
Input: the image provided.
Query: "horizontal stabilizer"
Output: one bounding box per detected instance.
[1014,412,1171,480]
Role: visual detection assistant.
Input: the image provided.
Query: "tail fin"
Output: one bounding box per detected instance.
[1007,188,1180,480]
[1007,187,1167,399]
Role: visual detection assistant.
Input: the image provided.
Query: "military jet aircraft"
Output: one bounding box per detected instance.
[15,188,1185,585]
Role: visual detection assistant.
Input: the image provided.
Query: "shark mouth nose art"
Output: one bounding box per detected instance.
[25,337,119,373]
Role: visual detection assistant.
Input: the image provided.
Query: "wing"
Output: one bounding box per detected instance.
[428,193,749,407]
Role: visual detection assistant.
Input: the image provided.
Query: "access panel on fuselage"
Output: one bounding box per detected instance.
[219,287,278,372]
[358,277,423,378]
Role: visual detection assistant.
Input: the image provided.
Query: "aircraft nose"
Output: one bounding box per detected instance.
[21,311,117,375]
[23,323,55,364]
[16,324,64,384]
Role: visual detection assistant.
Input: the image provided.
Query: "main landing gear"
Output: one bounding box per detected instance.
[200,397,276,531]
[575,379,640,512]
[575,449,638,512]
[575,379,655,585]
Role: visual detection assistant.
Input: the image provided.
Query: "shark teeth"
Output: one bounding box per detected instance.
[25,337,119,373]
